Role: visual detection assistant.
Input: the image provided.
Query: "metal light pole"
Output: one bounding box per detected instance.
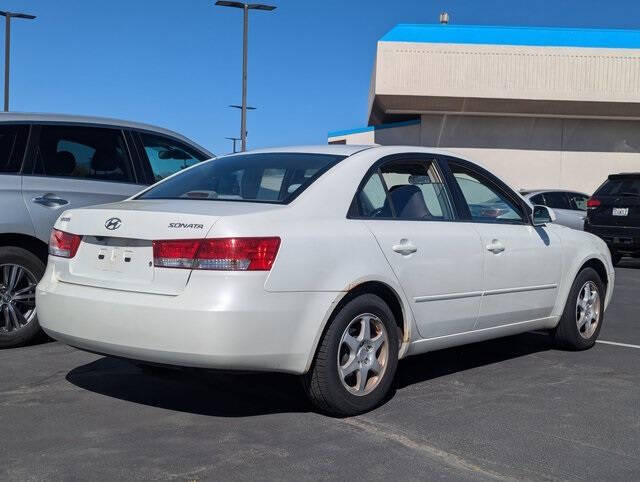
[215,1,276,151]
[229,104,255,143]
[0,11,36,112]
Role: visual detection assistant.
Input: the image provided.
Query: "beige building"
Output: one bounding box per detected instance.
[328,24,640,194]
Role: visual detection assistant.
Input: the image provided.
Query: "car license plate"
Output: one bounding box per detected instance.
[613,207,629,216]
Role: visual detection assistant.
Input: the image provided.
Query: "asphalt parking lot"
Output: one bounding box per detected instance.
[2,262,639,481]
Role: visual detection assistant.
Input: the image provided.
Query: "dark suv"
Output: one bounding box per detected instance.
[1,113,212,348]
[585,173,640,265]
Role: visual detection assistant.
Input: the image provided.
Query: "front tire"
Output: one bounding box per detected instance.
[0,247,45,348]
[303,294,399,416]
[553,267,604,350]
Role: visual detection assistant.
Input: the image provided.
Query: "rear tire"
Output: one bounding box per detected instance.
[553,267,604,350]
[303,294,399,416]
[0,247,46,348]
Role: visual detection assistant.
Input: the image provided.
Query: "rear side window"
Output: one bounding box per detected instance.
[138,153,345,204]
[33,125,135,183]
[357,173,389,217]
[0,125,28,173]
[597,177,640,197]
[138,132,208,182]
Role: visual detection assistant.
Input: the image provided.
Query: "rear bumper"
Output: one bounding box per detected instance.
[584,224,640,253]
[36,266,339,374]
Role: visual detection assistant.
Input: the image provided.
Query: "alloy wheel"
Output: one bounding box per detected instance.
[576,281,601,339]
[0,264,38,333]
[337,313,389,396]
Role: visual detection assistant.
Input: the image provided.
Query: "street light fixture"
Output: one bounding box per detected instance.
[214,1,276,152]
[229,104,255,110]
[0,11,36,112]
[225,136,242,153]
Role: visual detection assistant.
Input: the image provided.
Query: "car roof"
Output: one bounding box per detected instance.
[521,189,588,196]
[0,112,214,158]
[238,144,490,160]
[242,144,376,156]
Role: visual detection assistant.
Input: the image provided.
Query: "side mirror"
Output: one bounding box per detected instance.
[531,205,556,226]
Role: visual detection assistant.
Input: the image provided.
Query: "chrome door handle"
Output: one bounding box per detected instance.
[392,240,417,256]
[32,193,69,208]
[486,239,505,254]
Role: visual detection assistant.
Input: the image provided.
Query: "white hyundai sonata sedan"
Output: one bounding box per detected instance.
[37,145,614,415]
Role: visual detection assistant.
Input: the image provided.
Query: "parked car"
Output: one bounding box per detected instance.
[0,113,213,347]
[585,173,640,265]
[520,189,589,230]
[37,146,614,415]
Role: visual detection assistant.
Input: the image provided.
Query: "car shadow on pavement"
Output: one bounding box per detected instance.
[395,331,552,389]
[65,332,553,417]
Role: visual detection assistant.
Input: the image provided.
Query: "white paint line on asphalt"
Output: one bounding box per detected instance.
[596,340,640,349]
[530,331,640,349]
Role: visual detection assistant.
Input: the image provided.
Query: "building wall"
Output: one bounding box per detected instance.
[374,41,640,105]
[329,115,640,194]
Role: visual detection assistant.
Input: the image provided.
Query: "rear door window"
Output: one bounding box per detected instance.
[138,132,208,182]
[353,158,454,220]
[0,125,28,173]
[567,193,588,211]
[138,153,345,203]
[32,125,136,183]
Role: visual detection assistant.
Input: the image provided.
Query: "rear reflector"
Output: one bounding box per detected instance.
[153,237,280,271]
[587,197,601,209]
[49,229,82,258]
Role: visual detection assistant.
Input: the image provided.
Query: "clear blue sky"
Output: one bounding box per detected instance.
[3,0,640,155]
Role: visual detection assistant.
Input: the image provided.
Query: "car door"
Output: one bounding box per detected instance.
[21,124,146,242]
[353,154,484,339]
[445,159,563,329]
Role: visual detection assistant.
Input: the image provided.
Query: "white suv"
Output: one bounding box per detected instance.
[0,113,212,347]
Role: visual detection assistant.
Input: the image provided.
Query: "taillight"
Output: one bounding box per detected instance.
[49,229,82,258]
[153,237,280,271]
[587,197,601,209]
[152,239,201,269]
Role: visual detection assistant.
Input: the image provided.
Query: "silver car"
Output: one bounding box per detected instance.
[0,113,213,347]
[521,189,589,230]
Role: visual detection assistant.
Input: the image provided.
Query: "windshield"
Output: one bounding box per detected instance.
[597,177,640,197]
[138,153,346,204]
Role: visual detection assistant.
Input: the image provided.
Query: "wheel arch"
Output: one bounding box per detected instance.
[580,257,608,292]
[0,233,48,263]
[553,254,611,321]
[304,278,413,373]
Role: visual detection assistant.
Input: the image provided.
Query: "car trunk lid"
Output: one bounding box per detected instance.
[52,199,283,295]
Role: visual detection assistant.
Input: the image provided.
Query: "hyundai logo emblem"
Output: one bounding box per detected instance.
[105,217,122,230]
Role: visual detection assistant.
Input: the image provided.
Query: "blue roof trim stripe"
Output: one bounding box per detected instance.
[328,119,420,138]
[381,24,640,49]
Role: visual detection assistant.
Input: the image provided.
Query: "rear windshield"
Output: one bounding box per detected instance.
[597,177,640,197]
[138,153,345,204]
